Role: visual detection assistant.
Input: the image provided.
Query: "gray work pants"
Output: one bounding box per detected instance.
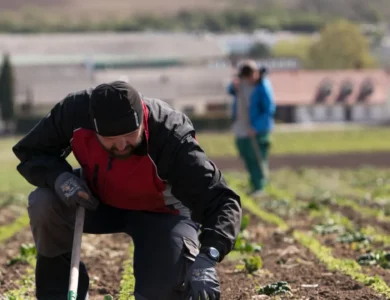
[28,187,200,300]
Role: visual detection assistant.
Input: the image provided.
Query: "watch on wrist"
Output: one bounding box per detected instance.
[201,247,220,262]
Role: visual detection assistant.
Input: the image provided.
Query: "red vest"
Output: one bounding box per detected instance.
[71,103,176,214]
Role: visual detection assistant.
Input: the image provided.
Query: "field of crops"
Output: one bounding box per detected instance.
[2,128,390,299]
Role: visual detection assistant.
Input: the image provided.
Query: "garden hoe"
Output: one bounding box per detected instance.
[68,190,88,300]
[251,136,268,181]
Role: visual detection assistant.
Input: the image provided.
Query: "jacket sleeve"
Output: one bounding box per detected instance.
[227,83,238,122]
[167,132,242,262]
[12,94,77,190]
[249,79,275,128]
[227,82,236,96]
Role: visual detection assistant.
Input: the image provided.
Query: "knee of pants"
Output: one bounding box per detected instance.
[261,140,271,152]
[134,236,198,300]
[28,187,62,227]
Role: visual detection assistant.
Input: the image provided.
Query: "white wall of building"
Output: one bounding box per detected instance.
[293,103,390,123]
[328,105,345,122]
[351,103,390,122]
[294,106,312,123]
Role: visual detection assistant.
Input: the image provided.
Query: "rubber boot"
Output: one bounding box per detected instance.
[35,252,89,300]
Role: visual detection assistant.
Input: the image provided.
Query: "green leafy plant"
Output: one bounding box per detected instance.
[306,200,321,211]
[234,213,262,253]
[260,197,304,217]
[240,214,251,231]
[357,251,390,269]
[8,243,37,266]
[313,219,345,235]
[258,281,292,296]
[243,255,262,274]
[234,235,262,253]
[118,244,135,300]
[337,231,371,244]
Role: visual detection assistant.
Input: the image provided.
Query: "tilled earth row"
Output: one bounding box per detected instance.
[1,210,388,299]
[219,215,387,300]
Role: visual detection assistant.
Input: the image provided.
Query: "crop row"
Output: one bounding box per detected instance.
[228,177,390,299]
[258,179,390,274]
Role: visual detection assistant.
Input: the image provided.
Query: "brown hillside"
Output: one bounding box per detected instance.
[0,0,232,18]
[0,0,389,21]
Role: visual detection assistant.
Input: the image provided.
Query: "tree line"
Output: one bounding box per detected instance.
[231,20,380,70]
[0,53,14,134]
[0,8,369,34]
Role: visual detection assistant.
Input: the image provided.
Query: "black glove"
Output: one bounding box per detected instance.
[54,172,99,210]
[185,253,220,300]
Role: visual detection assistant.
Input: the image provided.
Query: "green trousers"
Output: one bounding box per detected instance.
[235,133,271,192]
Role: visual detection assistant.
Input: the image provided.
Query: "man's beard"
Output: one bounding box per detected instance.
[102,134,144,159]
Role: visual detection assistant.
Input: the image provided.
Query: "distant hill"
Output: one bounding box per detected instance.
[1,0,390,22]
[0,0,232,19]
[0,0,388,33]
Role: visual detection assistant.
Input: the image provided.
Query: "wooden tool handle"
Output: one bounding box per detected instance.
[68,205,85,300]
[77,190,90,200]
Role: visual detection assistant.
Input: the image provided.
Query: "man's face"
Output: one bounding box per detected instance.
[241,70,260,85]
[96,124,144,158]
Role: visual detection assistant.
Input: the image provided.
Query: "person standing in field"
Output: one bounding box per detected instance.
[227,60,276,196]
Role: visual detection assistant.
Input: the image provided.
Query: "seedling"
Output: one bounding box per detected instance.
[240,214,250,231]
[357,251,390,269]
[258,281,292,296]
[8,243,37,266]
[313,219,345,235]
[234,234,262,253]
[337,230,371,251]
[261,199,298,217]
[243,255,262,274]
[337,231,371,244]
[307,200,321,211]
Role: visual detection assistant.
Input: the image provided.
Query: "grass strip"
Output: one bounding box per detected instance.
[227,176,288,229]
[294,230,390,298]
[0,213,29,243]
[226,177,288,231]
[5,128,390,165]
[197,128,390,157]
[241,196,289,231]
[118,243,135,300]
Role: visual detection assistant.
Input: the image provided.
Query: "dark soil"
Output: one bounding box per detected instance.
[332,204,390,233]
[3,210,387,300]
[218,217,388,299]
[0,226,131,299]
[83,232,132,299]
[3,151,390,299]
[0,229,35,295]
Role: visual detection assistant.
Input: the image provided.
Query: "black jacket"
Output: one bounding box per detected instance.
[12,89,242,261]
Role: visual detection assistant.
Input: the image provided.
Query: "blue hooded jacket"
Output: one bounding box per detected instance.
[227,76,276,133]
[249,77,276,133]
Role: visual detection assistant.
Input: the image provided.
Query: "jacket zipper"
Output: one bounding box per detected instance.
[107,156,113,171]
[92,164,99,189]
[101,155,113,203]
